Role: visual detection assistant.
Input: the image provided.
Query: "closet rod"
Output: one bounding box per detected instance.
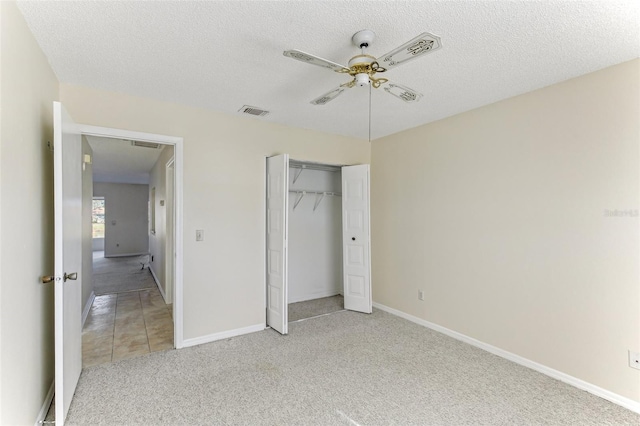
[289,163,341,173]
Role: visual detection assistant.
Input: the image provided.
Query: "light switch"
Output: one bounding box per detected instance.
[196,230,204,241]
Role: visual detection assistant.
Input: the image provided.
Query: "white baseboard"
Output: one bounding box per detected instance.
[34,380,54,426]
[182,323,265,348]
[82,291,96,327]
[104,251,149,258]
[372,302,640,415]
[289,290,341,304]
[148,266,167,302]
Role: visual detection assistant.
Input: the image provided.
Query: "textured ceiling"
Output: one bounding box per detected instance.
[87,136,164,184]
[18,1,640,140]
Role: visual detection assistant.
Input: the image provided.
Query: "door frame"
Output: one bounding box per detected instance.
[77,124,185,348]
[264,156,372,332]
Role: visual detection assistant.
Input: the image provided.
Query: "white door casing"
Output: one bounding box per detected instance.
[77,123,184,347]
[342,164,372,314]
[266,154,289,334]
[53,101,83,425]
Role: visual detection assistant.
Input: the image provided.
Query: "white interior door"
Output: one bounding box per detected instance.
[342,164,372,313]
[53,102,83,425]
[165,158,175,305]
[266,154,289,334]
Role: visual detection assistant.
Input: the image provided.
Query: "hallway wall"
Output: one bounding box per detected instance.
[148,145,175,301]
[81,137,94,315]
[93,182,150,257]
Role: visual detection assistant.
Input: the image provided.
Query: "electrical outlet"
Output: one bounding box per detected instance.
[418,290,424,301]
[629,351,640,370]
[196,229,204,241]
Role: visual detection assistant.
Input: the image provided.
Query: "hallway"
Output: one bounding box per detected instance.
[83,287,174,367]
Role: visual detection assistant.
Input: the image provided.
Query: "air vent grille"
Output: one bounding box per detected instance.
[130,140,161,149]
[239,105,270,117]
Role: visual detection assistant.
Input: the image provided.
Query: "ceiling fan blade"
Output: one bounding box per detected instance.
[310,86,349,105]
[383,82,423,103]
[283,49,349,72]
[377,32,442,69]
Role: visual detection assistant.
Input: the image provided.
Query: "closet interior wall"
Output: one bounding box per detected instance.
[288,161,343,303]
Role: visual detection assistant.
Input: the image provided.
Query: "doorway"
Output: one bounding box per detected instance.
[82,135,176,366]
[78,125,183,348]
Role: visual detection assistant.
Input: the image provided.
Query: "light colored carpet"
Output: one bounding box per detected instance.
[64,309,639,425]
[93,253,155,295]
[288,295,344,322]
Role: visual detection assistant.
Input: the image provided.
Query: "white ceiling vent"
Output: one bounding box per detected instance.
[238,105,270,117]
[130,140,162,149]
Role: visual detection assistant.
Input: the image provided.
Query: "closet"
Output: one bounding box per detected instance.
[266,154,372,335]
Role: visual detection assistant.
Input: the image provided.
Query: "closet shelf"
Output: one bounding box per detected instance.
[289,190,341,196]
[290,190,341,211]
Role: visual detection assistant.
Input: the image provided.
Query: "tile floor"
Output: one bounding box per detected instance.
[82,286,174,367]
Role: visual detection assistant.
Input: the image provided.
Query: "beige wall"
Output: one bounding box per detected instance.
[93,182,149,257]
[60,84,370,340]
[148,145,175,299]
[371,59,640,402]
[0,1,59,423]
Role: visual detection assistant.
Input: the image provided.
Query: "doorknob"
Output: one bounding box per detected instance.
[41,275,56,284]
[64,272,78,282]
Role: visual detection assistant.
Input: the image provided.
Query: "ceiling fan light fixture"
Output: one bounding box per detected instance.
[355,73,370,87]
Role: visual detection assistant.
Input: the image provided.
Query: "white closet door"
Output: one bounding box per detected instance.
[266,154,289,334]
[342,164,372,314]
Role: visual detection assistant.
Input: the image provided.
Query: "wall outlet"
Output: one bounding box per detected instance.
[196,229,204,242]
[630,351,640,370]
[418,290,424,301]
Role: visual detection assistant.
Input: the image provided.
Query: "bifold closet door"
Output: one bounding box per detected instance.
[342,164,373,314]
[266,154,289,334]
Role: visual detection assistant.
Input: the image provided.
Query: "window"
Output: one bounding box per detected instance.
[92,198,105,238]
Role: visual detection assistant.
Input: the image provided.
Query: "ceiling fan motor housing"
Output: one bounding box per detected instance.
[349,55,377,87]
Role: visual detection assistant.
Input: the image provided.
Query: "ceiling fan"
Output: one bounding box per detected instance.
[283,29,442,105]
